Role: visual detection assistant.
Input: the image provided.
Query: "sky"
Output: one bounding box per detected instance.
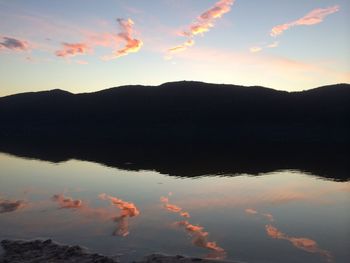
[0,0,349,96]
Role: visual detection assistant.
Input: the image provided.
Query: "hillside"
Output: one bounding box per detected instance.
[0,81,349,144]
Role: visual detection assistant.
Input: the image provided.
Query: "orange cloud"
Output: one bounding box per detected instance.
[0,36,30,51]
[266,225,333,262]
[99,193,140,236]
[0,198,26,213]
[167,0,234,56]
[52,194,83,208]
[55,43,90,58]
[271,5,340,37]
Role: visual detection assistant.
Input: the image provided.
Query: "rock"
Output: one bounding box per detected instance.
[136,254,237,263]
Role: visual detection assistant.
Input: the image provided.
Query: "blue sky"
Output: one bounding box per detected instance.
[0,0,349,96]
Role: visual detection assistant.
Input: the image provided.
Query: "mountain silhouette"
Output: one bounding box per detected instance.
[0,81,349,144]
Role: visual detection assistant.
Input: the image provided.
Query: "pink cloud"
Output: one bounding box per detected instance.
[0,36,30,51]
[167,0,235,56]
[55,43,90,58]
[103,18,143,60]
[271,5,340,37]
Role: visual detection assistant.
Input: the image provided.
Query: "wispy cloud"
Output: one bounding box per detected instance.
[167,0,235,57]
[54,18,142,61]
[271,5,340,37]
[0,36,30,51]
[55,43,90,58]
[250,46,262,53]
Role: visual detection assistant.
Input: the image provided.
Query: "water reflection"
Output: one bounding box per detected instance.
[99,193,140,237]
[0,152,349,263]
[161,194,226,259]
[0,197,26,213]
[52,194,83,209]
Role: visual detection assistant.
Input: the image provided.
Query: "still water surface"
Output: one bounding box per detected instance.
[0,152,349,262]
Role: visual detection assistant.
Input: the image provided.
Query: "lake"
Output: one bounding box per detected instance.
[0,152,349,263]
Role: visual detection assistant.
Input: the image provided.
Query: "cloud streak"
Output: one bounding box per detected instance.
[271,5,340,37]
[0,36,29,51]
[167,0,234,56]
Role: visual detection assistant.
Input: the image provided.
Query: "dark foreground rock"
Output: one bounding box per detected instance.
[0,239,118,263]
[0,239,236,263]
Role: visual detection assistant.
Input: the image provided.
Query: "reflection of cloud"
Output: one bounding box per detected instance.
[99,193,140,236]
[55,43,90,58]
[161,194,225,259]
[52,194,83,208]
[245,208,274,222]
[0,36,30,51]
[176,220,225,259]
[271,6,340,37]
[0,198,26,213]
[266,225,333,262]
[160,194,190,218]
[167,0,234,57]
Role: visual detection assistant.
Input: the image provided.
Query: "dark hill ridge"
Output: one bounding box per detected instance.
[0,81,349,144]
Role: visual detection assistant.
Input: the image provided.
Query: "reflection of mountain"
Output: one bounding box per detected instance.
[0,81,349,180]
[0,140,348,181]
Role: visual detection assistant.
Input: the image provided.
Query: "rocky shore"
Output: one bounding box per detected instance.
[0,239,235,263]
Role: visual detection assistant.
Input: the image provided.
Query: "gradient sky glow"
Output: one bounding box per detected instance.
[0,0,349,96]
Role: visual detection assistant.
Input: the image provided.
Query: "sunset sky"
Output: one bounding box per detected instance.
[0,0,349,96]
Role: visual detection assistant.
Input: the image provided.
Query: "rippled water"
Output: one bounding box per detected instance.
[0,152,349,263]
